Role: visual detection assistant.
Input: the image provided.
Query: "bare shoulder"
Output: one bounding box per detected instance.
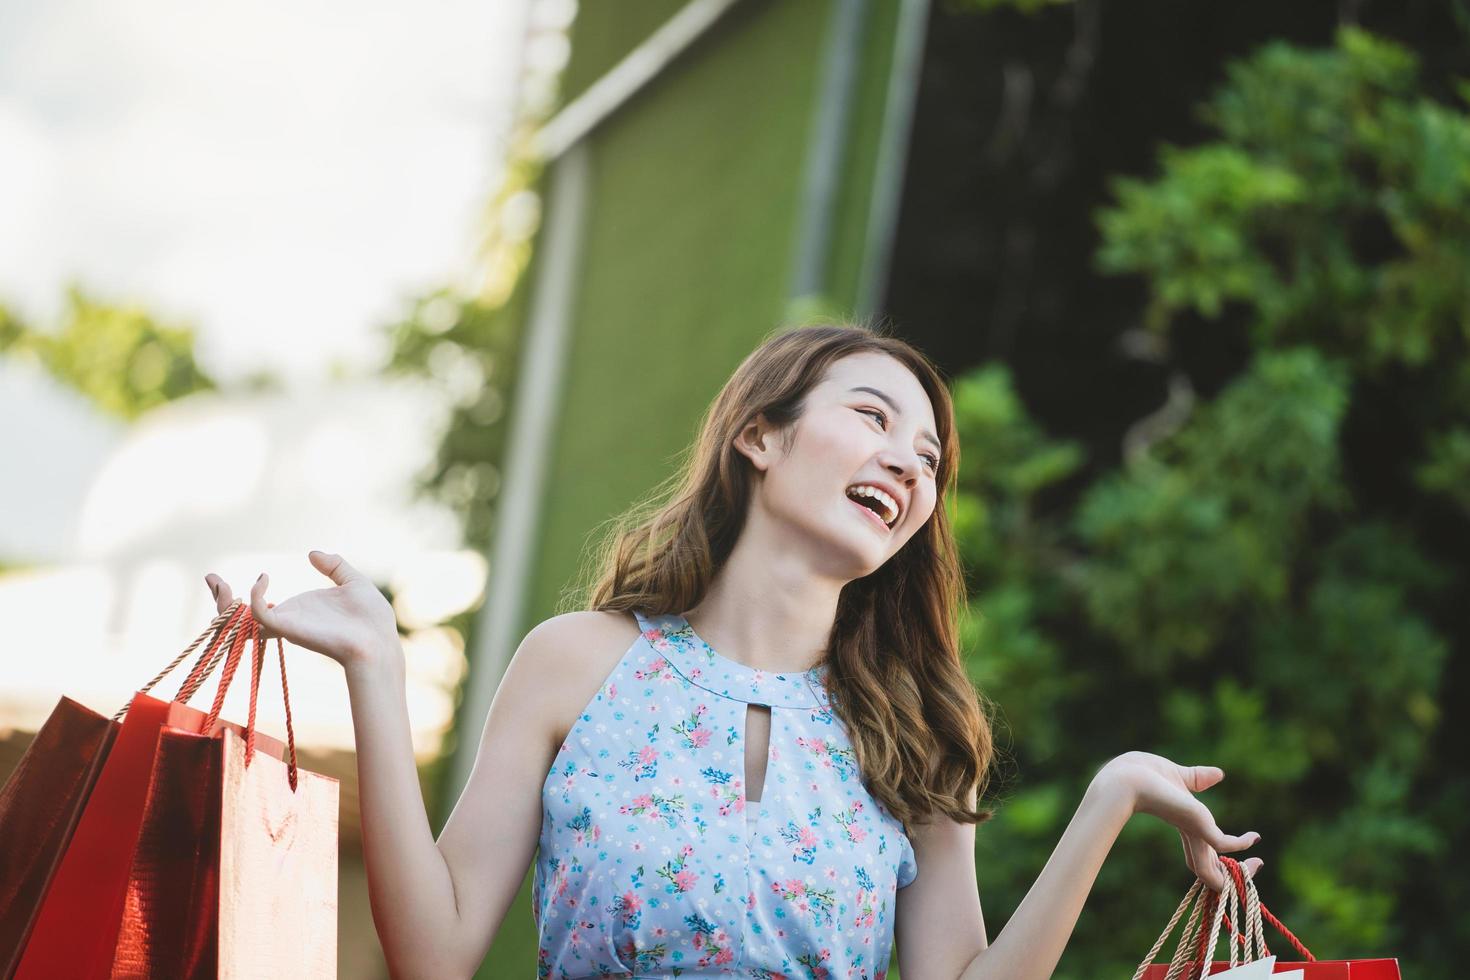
[520,609,642,748]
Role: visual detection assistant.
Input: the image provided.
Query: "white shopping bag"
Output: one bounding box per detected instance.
[1204,957,1305,979]
[1208,957,1277,979]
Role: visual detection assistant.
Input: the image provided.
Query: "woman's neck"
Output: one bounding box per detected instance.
[683,512,843,675]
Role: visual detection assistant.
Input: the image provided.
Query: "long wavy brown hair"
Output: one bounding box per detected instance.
[574,322,994,829]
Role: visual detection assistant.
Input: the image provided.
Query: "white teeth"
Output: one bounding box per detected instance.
[846,484,899,526]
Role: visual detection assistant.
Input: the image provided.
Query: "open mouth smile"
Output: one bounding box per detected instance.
[845,483,900,531]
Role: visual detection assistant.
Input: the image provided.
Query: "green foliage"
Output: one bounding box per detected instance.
[380,288,524,552]
[0,285,217,420]
[1095,27,1470,380]
[1414,423,1470,509]
[1096,147,1303,325]
[951,364,1087,763]
[957,26,1462,975]
[1076,348,1352,669]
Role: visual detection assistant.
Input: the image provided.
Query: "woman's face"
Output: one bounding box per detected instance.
[739,351,942,579]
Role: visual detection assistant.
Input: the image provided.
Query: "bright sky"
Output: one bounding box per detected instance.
[0,0,549,756]
[0,0,531,387]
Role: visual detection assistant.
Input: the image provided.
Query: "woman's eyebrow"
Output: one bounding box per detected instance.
[848,385,941,452]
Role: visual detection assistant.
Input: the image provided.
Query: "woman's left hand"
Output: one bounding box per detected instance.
[1098,751,1264,892]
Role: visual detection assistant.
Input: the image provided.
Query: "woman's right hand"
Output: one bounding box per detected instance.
[204,550,399,671]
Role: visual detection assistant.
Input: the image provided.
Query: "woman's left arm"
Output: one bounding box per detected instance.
[897,752,1263,980]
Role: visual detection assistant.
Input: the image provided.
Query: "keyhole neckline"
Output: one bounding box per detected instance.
[633,610,830,710]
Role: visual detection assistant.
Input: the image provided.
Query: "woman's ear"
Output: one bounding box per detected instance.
[733,413,780,472]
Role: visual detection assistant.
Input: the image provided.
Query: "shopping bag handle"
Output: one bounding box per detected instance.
[178,594,291,715]
[1132,857,1317,980]
[112,599,251,721]
[189,606,300,790]
[178,605,304,792]
[1193,860,1316,971]
[228,617,300,791]
[1190,858,1266,973]
[191,608,297,786]
[108,601,301,792]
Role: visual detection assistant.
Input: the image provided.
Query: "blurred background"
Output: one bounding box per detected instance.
[2,0,1465,975]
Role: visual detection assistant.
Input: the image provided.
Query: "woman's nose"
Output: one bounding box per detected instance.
[883,455,918,484]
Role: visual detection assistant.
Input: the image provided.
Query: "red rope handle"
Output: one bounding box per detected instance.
[174,601,251,703]
[202,608,255,733]
[1192,857,1317,967]
[220,615,299,791]
[1259,901,1315,961]
[276,634,299,791]
[243,619,265,766]
[137,600,301,793]
[115,600,247,720]
[1222,860,1267,959]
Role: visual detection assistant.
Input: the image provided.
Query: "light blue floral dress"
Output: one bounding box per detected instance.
[533,610,919,979]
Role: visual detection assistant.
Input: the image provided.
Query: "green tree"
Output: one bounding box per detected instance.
[956,26,1462,975]
[380,290,524,554]
[0,285,218,419]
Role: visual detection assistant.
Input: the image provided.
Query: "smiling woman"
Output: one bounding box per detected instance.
[211,322,1262,980]
[518,323,991,975]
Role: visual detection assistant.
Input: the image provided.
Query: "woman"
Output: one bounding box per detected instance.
[205,324,1261,979]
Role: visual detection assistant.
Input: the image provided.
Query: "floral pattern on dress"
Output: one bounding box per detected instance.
[533,611,918,979]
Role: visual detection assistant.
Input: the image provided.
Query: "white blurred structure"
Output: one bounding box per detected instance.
[0,367,485,759]
[0,0,535,388]
[0,357,125,564]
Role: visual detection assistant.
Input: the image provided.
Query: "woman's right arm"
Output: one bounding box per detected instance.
[208,552,575,979]
[344,624,559,978]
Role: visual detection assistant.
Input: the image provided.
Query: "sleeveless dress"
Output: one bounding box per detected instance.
[533,610,919,979]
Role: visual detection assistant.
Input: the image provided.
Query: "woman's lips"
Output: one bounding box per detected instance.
[848,496,891,532]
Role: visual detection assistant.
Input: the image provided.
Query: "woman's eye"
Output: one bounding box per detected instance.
[856,407,938,470]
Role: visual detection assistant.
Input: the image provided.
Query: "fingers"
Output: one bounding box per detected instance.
[204,573,234,614]
[1180,831,1228,892]
[1166,761,1263,892]
[308,550,365,587]
[1179,764,1224,793]
[1215,828,1262,853]
[250,572,278,635]
[1184,796,1259,854]
[1206,853,1266,892]
[1182,831,1265,892]
[1192,840,1231,892]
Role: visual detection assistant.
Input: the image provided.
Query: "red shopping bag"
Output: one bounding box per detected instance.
[110,618,338,978]
[13,601,286,980]
[1,601,247,978]
[0,696,118,978]
[1134,858,1401,979]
